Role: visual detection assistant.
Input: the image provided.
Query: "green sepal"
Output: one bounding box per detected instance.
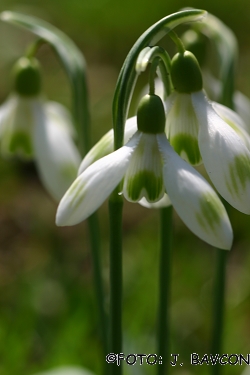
[137,95,165,134]
[171,51,203,93]
[13,57,41,96]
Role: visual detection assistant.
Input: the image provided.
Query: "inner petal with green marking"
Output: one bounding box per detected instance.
[166,92,201,165]
[123,133,164,202]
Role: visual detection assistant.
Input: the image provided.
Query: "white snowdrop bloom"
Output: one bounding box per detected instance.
[165,50,250,214]
[0,57,81,201]
[57,94,233,250]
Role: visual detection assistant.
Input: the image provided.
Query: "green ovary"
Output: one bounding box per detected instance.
[127,171,163,202]
[170,133,201,165]
[8,131,33,157]
[196,192,223,233]
[228,154,250,196]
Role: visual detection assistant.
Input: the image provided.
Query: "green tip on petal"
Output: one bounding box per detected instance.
[8,130,33,158]
[126,170,164,202]
[171,51,203,93]
[13,57,42,97]
[137,94,165,134]
[227,154,250,197]
[170,133,201,165]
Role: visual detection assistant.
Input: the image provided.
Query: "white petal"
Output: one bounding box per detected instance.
[234,91,250,131]
[123,133,164,203]
[56,132,141,226]
[157,133,233,249]
[45,101,76,137]
[78,116,137,174]
[165,92,202,165]
[139,194,171,209]
[32,102,81,201]
[212,101,250,150]
[192,91,250,214]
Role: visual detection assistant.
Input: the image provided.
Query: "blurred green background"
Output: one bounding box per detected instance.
[0,1,250,375]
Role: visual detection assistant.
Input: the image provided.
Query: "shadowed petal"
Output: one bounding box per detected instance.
[56,132,141,226]
[192,91,250,214]
[78,116,137,174]
[33,102,81,201]
[157,133,233,249]
[165,92,202,165]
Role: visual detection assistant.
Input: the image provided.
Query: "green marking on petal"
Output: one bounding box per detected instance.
[196,192,223,233]
[69,179,86,208]
[61,164,78,182]
[8,131,33,157]
[170,133,201,165]
[228,154,250,196]
[126,170,163,202]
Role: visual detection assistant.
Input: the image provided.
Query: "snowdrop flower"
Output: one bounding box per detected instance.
[57,94,233,250]
[165,50,250,214]
[0,57,81,201]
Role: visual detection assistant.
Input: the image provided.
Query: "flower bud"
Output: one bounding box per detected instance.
[171,51,203,93]
[13,57,42,96]
[137,94,165,134]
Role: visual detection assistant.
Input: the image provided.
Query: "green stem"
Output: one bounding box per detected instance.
[211,250,227,375]
[87,213,108,357]
[157,206,173,375]
[109,190,123,375]
[169,30,186,53]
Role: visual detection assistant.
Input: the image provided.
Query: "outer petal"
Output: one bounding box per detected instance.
[32,101,81,201]
[165,92,202,165]
[45,101,76,137]
[234,91,250,132]
[56,132,141,226]
[157,133,233,249]
[212,101,250,150]
[192,91,250,214]
[78,116,137,174]
[139,193,171,209]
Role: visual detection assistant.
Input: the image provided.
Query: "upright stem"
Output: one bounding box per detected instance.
[157,206,173,375]
[87,213,108,357]
[211,250,227,375]
[109,190,123,375]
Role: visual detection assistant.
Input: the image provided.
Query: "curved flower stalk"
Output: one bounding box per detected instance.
[165,50,250,215]
[57,94,233,250]
[0,57,81,201]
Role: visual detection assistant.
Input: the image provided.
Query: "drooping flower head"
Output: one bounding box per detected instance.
[56,93,233,250]
[0,56,81,200]
[165,50,250,214]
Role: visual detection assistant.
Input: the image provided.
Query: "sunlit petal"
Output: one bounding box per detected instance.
[165,92,202,165]
[212,101,250,150]
[33,102,81,201]
[157,133,233,249]
[78,116,137,174]
[56,132,141,226]
[192,91,250,214]
[123,133,164,203]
